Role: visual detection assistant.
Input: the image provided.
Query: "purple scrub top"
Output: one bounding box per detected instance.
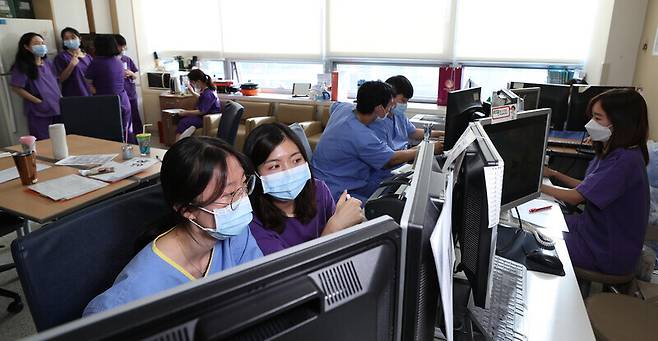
[565,147,649,275]
[10,59,61,119]
[54,50,93,97]
[197,87,221,114]
[120,54,139,100]
[249,179,336,255]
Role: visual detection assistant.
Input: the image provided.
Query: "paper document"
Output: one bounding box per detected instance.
[28,174,109,201]
[512,199,569,235]
[430,171,455,341]
[89,157,158,182]
[483,164,504,228]
[0,163,50,184]
[163,108,184,115]
[441,128,476,173]
[55,154,118,167]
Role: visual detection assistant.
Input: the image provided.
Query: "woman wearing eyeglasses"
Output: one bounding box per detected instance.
[83,137,263,315]
[243,123,364,256]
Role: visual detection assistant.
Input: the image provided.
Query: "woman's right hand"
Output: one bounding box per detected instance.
[69,55,79,66]
[324,191,364,235]
[543,166,557,178]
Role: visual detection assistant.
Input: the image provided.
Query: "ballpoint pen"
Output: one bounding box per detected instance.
[529,205,552,213]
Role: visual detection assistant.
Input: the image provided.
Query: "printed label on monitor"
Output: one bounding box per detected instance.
[491,105,515,124]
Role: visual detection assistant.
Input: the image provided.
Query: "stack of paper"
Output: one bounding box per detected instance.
[0,164,50,184]
[89,157,158,182]
[28,174,108,201]
[55,154,118,167]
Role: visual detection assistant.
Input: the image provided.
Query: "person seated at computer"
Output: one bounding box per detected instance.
[83,137,263,315]
[311,81,442,203]
[542,89,649,276]
[370,75,443,151]
[243,123,364,255]
[175,69,221,141]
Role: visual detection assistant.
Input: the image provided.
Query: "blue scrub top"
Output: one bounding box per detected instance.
[83,226,263,316]
[311,102,395,203]
[369,110,417,150]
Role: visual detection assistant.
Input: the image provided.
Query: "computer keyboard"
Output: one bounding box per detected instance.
[469,255,528,341]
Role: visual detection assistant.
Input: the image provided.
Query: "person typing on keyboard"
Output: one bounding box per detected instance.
[541,89,649,276]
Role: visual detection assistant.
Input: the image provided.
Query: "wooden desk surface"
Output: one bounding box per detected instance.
[2,135,166,182]
[0,161,137,223]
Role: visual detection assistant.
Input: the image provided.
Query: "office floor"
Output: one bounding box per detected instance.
[0,229,37,341]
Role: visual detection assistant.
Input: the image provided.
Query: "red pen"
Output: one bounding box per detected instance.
[529,205,552,213]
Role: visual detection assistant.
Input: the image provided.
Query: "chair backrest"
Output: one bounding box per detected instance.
[320,105,331,128]
[60,95,124,142]
[11,184,171,331]
[275,103,315,124]
[217,100,244,146]
[289,122,313,160]
[238,101,271,122]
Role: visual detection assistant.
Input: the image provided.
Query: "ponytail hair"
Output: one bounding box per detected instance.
[187,69,216,91]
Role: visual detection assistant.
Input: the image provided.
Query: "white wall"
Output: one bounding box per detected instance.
[603,0,647,85]
[50,0,89,42]
[91,0,112,33]
[585,0,647,85]
[634,0,658,139]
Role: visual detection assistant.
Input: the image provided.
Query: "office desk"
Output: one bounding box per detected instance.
[0,159,137,224]
[2,135,167,183]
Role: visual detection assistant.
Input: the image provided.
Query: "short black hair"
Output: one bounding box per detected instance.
[355,80,395,114]
[114,34,127,47]
[243,123,317,234]
[93,34,120,57]
[386,75,414,99]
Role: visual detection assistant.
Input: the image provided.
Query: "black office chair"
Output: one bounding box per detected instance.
[60,95,125,142]
[11,184,171,331]
[217,100,244,146]
[0,212,25,314]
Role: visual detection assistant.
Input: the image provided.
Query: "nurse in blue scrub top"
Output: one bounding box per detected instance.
[311,81,442,203]
[83,137,263,315]
[369,75,444,151]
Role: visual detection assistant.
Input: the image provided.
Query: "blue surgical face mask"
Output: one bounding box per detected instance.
[63,39,80,50]
[391,103,407,117]
[189,195,253,240]
[259,163,311,201]
[31,44,48,57]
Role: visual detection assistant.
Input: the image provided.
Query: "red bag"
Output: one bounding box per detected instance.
[437,65,462,106]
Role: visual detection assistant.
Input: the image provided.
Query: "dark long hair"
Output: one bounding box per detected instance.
[187,69,216,91]
[12,32,45,80]
[243,123,317,234]
[93,34,120,57]
[588,89,649,165]
[61,27,83,51]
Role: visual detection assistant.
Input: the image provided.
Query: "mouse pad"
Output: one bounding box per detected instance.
[496,226,565,276]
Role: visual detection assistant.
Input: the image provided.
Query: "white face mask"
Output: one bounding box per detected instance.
[585,119,612,142]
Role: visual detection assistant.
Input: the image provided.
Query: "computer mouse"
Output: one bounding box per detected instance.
[526,249,564,271]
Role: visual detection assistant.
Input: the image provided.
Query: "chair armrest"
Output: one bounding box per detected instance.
[201,113,222,136]
[299,121,322,137]
[245,116,277,134]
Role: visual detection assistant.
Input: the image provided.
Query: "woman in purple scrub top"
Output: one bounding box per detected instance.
[542,89,649,276]
[115,34,143,135]
[84,35,134,143]
[244,123,364,255]
[54,27,93,97]
[175,69,221,140]
[10,32,62,140]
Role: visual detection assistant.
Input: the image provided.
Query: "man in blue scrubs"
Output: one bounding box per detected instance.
[311,81,432,203]
[370,75,443,150]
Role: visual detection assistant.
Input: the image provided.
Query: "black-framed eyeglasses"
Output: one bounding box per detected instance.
[194,174,256,211]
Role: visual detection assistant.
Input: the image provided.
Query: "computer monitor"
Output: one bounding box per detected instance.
[565,85,636,131]
[451,123,503,309]
[32,217,402,340]
[479,109,551,212]
[397,139,442,340]
[509,81,569,130]
[444,87,484,150]
[510,87,540,111]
